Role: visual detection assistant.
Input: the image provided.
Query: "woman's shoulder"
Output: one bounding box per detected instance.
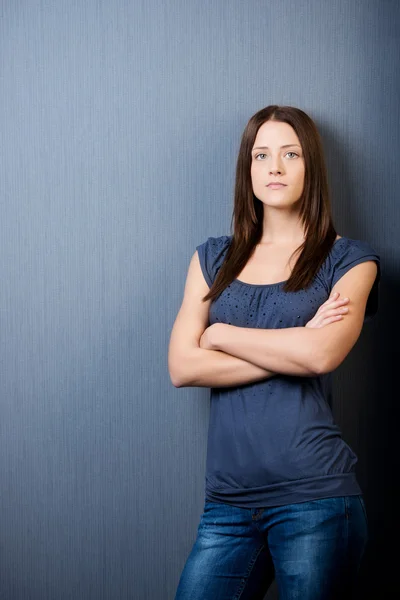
[196,234,232,256]
[329,235,380,261]
[203,233,232,247]
[195,234,232,288]
[323,234,381,290]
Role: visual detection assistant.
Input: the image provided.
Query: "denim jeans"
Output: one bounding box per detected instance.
[175,495,368,600]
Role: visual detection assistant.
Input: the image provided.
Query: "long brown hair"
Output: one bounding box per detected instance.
[202,105,338,302]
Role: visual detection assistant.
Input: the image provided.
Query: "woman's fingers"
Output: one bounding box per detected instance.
[325,306,348,316]
[317,295,349,315]
[319,315,344,325]
[305,292,351,328]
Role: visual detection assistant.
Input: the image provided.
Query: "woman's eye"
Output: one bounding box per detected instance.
[255,152,299,160]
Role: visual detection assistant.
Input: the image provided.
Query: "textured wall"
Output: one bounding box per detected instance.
[0,1,398,598]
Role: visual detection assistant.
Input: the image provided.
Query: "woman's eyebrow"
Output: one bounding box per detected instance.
[252,144,301,150]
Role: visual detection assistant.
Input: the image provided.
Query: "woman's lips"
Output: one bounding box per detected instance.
[267,184,287,189]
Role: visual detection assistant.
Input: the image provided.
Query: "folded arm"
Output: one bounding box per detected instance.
[206,261,378,376]
[168,251,276,388]
[171,347,276,388]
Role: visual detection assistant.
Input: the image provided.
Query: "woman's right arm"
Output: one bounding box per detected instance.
[168,250,276,388]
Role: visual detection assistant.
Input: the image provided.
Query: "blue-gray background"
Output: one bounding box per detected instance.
[0,1,398,598]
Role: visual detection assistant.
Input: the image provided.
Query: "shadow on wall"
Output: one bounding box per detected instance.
[357,273,399,597]
[321,118,396,597]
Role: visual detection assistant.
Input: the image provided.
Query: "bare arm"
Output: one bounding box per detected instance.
[173,348,276,388]
[204,261,378,376]
[205,324,323,377]
[168,251,276,388]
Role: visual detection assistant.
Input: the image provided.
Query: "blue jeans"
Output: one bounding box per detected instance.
[175,495,368,600]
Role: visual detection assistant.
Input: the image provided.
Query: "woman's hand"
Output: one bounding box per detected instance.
[305,291,349,329]
[199,323,222,350]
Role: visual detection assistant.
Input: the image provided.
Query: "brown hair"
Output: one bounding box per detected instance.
[201,105,338,302]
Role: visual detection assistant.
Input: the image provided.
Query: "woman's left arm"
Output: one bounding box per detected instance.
[204,261,378,377]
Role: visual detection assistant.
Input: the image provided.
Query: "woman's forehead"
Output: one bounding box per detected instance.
[253,121,301,147]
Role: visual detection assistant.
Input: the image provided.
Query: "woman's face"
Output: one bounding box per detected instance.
[250,120,305,210]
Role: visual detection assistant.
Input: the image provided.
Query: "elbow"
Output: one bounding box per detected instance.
[171,379,185,388]
[305,344,327,376]
[170,372,189,388]
[306,336,343,376]
[306,344,333,376]
[313,359,331,376]
[315,353,344,375]
[168,354,193,388]
[168,364,187,388]
[169,372,182,387]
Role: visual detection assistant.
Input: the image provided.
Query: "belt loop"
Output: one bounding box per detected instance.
[251,508,264,521]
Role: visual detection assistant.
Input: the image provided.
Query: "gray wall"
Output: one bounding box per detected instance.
[0,1,398,598]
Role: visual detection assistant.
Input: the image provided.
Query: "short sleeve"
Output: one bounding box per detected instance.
[325,238,381,322]
[196,235,232,288]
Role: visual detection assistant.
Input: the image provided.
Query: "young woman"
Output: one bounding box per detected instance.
[168,105,380,600]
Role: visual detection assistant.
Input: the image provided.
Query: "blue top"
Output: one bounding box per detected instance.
[196,235,381,508]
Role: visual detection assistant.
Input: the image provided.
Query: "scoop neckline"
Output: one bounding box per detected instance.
[233,236,346,288]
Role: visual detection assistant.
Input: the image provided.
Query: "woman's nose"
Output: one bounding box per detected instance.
[269,167,282,175]
[268,156,284,175]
